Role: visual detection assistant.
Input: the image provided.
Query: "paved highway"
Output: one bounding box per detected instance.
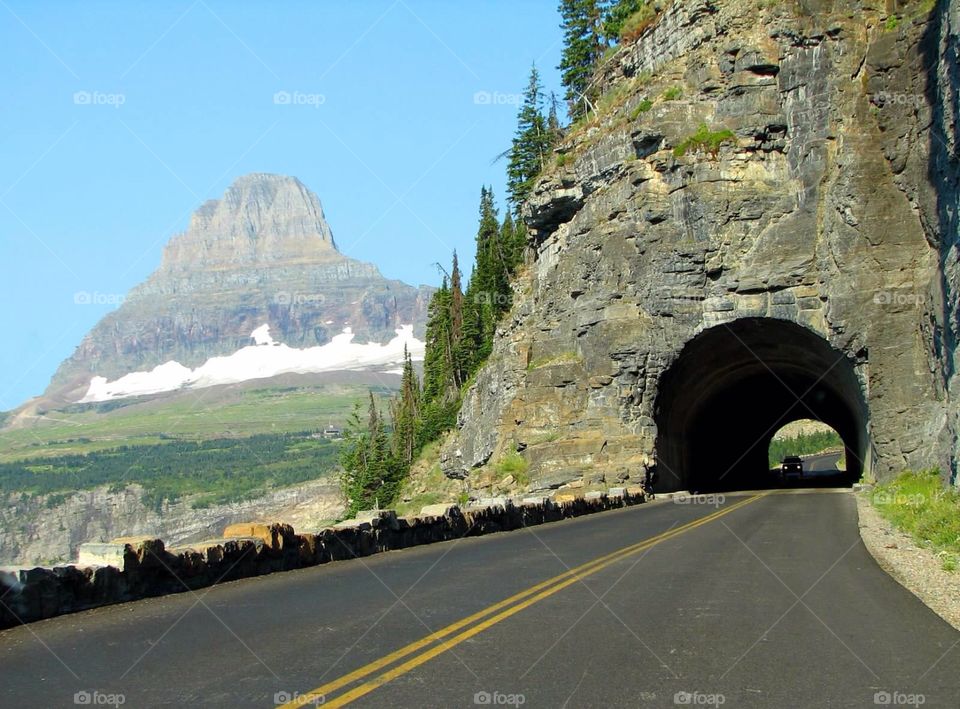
[1,490,957,708]
[802,451,843,473]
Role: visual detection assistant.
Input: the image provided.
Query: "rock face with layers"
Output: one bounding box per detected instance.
[442,0,960,490]
[46,173,431,402]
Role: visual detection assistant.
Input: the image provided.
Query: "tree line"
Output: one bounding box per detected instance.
[559,0,655,120]
[338,0,649,516]
[339,187,528,516]
[0,433,340,511]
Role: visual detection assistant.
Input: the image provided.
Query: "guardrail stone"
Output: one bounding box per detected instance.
[0,486,648,629]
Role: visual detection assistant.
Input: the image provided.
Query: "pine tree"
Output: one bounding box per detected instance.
[339,399,380,517]
[558,0,606,120]
[421,278,453,403]
[546,91,563,146]
[507,64,551,213]
[602,0,647,42]
[500,211,523,279]
[390,347,420,466]
[366,390,380,437]
[471,187,503,362]
[460,267,484,376]
[449,252,466,387]
[367,406,393,509]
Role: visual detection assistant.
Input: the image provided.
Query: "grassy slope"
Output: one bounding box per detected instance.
[0,434,342,510]
[0,375,400,507]
[1,375,396,462]
[871,470,960,571]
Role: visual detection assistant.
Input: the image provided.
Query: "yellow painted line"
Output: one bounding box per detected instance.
[281,493,767,709]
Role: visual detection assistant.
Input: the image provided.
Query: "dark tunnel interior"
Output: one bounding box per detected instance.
[653,318,869,492]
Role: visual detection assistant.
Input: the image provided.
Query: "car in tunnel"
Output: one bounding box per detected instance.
[780,456,804,481]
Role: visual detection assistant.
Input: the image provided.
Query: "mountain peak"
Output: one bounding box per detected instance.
[161,172,338,272]
[43,174,431,402]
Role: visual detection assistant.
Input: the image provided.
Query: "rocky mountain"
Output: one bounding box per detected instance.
[439,0,960,492]
[44,173,432,403]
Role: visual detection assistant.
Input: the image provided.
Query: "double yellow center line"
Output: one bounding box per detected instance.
[281,492,767,708]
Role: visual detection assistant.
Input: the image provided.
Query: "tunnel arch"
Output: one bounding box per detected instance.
[653,318,870,492]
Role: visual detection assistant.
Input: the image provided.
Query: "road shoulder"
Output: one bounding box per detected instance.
[856,493,960,630]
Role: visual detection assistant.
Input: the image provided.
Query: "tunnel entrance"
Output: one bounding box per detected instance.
[653,318,868,492]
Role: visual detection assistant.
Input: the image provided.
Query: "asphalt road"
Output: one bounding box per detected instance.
[802,451,842,473]
[1,490,957,708]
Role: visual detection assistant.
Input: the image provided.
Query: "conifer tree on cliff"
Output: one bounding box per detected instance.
[449,251,466,387]
[390,347,420,466]
[602,0,647,41]
[499,211,523,280]
[462,187,502,365]
[419,274,461,443]
[507,64,551,213]
[546,91,563,147]
[421,276,453,403]
[558,0,607,120]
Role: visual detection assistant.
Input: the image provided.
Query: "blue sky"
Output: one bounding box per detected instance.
[0,1,564,409]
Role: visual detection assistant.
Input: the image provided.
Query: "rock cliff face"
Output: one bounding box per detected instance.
[442,0,960,491]
[46,173,431,402]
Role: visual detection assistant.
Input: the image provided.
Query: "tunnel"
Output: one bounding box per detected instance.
[653,318,869,492]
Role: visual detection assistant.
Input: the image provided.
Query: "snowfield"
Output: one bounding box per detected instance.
[80,324,424,403]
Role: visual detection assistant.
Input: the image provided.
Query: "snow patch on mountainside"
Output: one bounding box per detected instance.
[80,324,423,403]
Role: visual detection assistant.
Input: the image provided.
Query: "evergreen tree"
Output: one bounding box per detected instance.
[546,91,563,146]
[390,347,420,467]
[499,211,524,279]
[507,64,551,213]
[366,404,394,509]
[366,390,380,437]
[602,0,648,42]
[339,398,381,517]
[354,186,537,510]
[449,252,466,387]
[558,0,606,120]
[421,277,453,403]
[470,187,503,362]
[460,266,484,376]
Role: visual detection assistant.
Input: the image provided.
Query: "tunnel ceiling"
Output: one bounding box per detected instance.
[654,318,867,492]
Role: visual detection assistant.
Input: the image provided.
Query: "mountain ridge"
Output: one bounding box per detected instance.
[42,173,431,404]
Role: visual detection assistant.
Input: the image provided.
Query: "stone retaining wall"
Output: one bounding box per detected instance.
[0,488,647,630]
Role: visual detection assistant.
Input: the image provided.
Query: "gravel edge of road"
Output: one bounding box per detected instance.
[856,493,960,631]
